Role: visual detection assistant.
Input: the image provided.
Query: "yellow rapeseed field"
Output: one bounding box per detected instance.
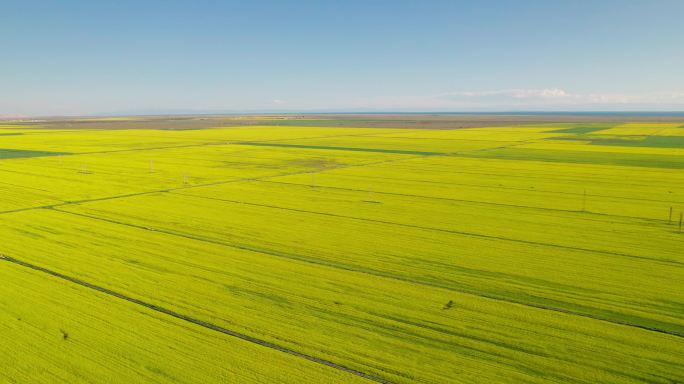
[0,121,682,383]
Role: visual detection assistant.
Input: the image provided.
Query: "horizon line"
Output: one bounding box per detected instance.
[4,110,684,120]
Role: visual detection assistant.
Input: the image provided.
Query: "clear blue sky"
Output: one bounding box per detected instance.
[2,0,683,115]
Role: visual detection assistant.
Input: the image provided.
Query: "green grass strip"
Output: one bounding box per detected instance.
[0,148,69,159]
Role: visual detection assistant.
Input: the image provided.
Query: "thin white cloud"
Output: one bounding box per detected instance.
[356,89,684,111]
[3,89,684,115]
[438,88,684,105]
[443,88,571,100]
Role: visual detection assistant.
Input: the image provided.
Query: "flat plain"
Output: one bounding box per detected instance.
[0,116,682,383]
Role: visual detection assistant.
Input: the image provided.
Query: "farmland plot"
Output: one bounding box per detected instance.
[0,258,368,383]
[0,121,682,383]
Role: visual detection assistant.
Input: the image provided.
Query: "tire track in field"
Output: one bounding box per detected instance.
[380,169,683,194]
[170,192,684,269]
[0,151,434,216]
[0,131,525,216]
[234,142,442,156]
[0,137,536,217]
[0,255,393,384]
[291,171,684,206]
[261,180,674,225]
[35,128,423,156]
[75,140,235,155]
[51,207,684,339]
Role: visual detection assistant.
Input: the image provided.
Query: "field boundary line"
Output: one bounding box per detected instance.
[0,152,434,217]
[0,255,393,384]
[235,142,443,156]
[261,180,672,225]
[281,171,684,206]
[171,192,684,268]
[50,207,684,339]
[334,167,684,194]
[12,128,425,157]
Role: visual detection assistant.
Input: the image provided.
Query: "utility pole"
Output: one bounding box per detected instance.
[679,211,683,234]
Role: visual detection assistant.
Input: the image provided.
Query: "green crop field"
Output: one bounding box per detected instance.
[0,119,683,383]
